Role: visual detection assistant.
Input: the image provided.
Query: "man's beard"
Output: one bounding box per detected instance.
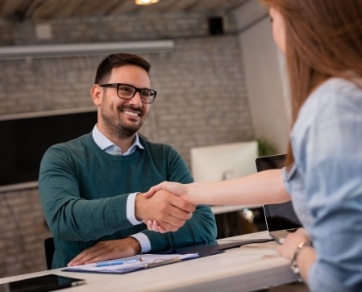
[101,106,146,139]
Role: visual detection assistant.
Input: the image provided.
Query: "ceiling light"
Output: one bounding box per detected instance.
[135,0,159,6]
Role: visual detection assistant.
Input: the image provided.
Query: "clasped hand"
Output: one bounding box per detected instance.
[142,182,190,233]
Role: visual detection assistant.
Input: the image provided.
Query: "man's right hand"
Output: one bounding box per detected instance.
[135,189,195,232]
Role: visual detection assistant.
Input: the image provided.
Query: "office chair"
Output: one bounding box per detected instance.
[44,237,55,270]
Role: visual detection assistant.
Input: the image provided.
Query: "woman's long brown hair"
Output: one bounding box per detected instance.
[260,0,362,165]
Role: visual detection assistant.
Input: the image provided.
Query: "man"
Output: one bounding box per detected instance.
[39,53,217,268]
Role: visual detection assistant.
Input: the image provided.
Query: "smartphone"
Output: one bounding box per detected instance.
[0,274,85,292]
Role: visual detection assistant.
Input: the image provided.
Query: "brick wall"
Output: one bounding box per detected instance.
[0,188,52,275]
[0,12,254,277]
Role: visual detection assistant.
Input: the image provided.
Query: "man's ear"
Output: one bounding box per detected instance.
[90,84,102,106]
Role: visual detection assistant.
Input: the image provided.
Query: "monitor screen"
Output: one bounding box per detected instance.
[191,141,258,182]
[0,108,97,192]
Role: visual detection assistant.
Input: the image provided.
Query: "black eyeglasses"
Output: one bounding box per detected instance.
[99,83,157,104]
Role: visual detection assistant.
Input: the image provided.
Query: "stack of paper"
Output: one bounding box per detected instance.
[63,253,198,274]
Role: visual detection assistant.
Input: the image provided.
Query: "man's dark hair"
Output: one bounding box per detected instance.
[94,53,151,84]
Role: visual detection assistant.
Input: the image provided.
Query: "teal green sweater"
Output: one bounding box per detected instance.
[39,133,217,268]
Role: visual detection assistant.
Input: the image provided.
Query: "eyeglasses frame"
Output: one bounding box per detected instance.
[99,83,157,104]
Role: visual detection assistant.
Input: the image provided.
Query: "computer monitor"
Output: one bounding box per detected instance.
[190,141,258,182]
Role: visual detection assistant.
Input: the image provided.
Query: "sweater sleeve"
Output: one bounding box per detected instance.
[144,204,217,252]
[39,144,137,241]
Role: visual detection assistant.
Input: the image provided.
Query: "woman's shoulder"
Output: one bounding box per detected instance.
[294,76,362,136]
[303,76,362,114]
[313,76,362,100]
[312,76,354,93]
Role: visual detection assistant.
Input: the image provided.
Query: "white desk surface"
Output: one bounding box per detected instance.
[0,232,297,292]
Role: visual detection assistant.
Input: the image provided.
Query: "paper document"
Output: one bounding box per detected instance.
[63,253,198,274]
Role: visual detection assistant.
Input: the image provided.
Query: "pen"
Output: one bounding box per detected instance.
[95,257,144,267]
[145,257,182,268]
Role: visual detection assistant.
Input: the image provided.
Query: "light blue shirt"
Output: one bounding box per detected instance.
[283,77,362,291]
[92,125,151,252]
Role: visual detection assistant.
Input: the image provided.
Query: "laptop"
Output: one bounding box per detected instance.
[255,154,302,244]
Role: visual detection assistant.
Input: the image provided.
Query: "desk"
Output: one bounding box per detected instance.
[0,232,298,292]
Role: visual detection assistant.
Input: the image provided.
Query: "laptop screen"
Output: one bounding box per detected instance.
[255,154,302,231]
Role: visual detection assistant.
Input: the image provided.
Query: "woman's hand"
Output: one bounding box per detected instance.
[277,228,309,260]
[143,182,188,199]
[277,228,315,283]
[142,182,191,233]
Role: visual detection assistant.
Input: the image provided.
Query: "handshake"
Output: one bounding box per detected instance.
[136,182,195,233]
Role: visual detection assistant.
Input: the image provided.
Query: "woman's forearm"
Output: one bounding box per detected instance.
[186,169,290,206]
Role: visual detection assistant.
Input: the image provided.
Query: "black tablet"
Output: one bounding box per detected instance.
[0,274,85,292]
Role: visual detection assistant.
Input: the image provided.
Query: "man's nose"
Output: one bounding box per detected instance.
[128,91,143,106]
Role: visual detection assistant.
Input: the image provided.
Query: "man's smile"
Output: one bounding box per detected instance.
[122,109,141,118]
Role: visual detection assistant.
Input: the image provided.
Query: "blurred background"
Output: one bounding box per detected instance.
[0,0,289,277]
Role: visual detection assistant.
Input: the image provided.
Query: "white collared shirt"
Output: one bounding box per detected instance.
[92,124,144,155]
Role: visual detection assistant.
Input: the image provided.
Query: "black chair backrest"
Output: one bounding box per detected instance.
[44,237,55,270]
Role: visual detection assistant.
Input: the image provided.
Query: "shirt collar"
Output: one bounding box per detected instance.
[92,125,144,155]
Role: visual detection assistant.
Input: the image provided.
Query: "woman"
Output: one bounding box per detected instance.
[145,0,362,291]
